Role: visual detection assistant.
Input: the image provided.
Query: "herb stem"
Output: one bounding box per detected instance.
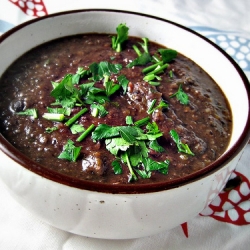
[132,45,142,56]
[146,63,169,76]
[76,124,95,142]
[147,99,157,114]
[134,117,150,127]
[42,113,65,122]
[124,152,137,181]
[65,108,88,127]
[142,61,163,74]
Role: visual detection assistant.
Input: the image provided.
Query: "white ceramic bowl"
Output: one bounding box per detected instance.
[0,9,250,239]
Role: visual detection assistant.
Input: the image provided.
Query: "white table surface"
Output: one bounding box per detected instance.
[0,1,250,249]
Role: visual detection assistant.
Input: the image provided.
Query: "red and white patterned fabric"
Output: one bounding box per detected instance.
[9,0,48,17]
[0,0,249,249]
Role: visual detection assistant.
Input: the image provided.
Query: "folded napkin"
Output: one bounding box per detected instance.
[0,0,249,249]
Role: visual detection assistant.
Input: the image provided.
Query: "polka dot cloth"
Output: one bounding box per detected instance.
[9,0,48,17]
[191,26,250,72]
[208,34,250,71]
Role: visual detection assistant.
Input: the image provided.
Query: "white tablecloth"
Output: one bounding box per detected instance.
[0,1,250,249]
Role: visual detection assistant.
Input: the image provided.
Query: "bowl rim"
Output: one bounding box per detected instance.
[1,8,250,194]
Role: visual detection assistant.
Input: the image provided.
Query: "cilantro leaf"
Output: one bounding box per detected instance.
[138,37,149,54]
[50,74,83,108]
[72,67,90,84]
[169,84,189,105]
[111,23,129,52]
[117,74,129,94]
[58,139,82,162]
[47,107,71,116]
[89,61,122,81]
[158,48,177,63]
[104,79,121,97]
[148,140,165,153]
[92,124,120,141]
[117,126,138,143]
[70,124,85,134]
[90,103,108,117]
[147,99,168,114]
[169,129,194,155]
[143,158,169,174]
[122,151,138,182]
[17,108,38,119]
[112,159,123,174]
[125,115,134,125]
[127,141,148,167]
[127,52,152,68]
[134,168,152,179]
[105,138,132,155]
[45,126,58,133]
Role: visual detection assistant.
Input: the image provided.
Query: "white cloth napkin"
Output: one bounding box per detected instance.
[1,1,250,249]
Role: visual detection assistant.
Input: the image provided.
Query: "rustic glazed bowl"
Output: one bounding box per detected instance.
[0,9,250,239]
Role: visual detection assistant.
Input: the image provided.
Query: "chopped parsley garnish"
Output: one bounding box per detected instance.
[92,119,169,182]
[147,99,169,114]
[77,124,95,142]
[17,108,38,119]
[89,61,122,81]
[90,103,108,117]
[127,37,152,68]
[169,129,194,156]
[111,23,129,52]
[158,48,177,63]
[58,139,82,162]
[45,126,58,133]
[70,124,85,134]
[65,108,88,127]
[42,113,65,122]
[21,23,197,182]
[169,84,189,105]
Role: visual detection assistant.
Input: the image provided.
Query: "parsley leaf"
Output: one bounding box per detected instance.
[169,129,194,155]
[90,103,108,117]
[111,23,129,52]
[158,48,177,63]
[45,126,58,133]
[105,138,132,155]
[47,107,70,116]
[117,74,129,94]
[92,124,120,141]
[89,61,122,81]
[126,38,152,68]
[148,140,165,153]
[169,84,189,105]
[17,108,38,119]
[127,52,152,68]
[143,157,169,174]
[50,74,83,108]
[112,159,123,174]
[70,124,85,134]
[147,99,168,114]
[92,119,169,182]
[58,139,82,162]
[72,67,90,84]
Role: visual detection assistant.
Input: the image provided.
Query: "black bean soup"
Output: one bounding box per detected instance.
[0,32,232,184]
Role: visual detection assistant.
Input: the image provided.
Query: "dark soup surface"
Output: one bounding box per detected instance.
[0,29,232,185]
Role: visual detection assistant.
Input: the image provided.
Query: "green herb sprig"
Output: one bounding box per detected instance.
[169,129,194,155]
[92,118,169,182]
[169,84,189,105]
[111,23,129,52]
